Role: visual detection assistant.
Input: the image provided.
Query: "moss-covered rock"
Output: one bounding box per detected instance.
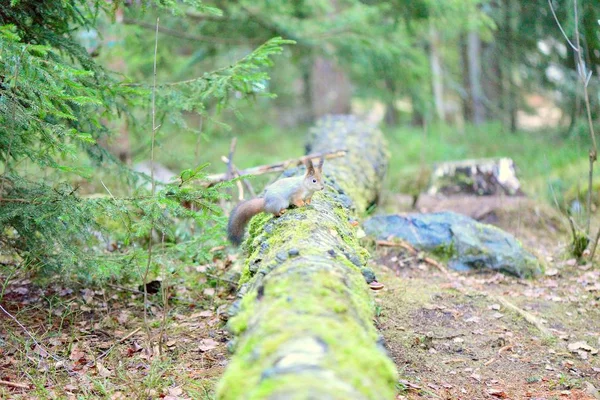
[363,211,543,278]
[217,115,397,399]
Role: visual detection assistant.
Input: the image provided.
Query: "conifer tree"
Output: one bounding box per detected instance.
[0,1,292,280]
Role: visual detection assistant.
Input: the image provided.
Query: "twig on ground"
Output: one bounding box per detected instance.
[0,380,29,389]
[87,327,142,366]
[158,233,169,356]
[375,239,449,273]
[376,239,417,253]
[491,295,554,338]
[203,149,347,186]
[0,304,72,374]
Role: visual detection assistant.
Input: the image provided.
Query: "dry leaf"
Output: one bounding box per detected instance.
[199,338,219,352]
[488,388,507,398]
[64,384,78,392]
[69,345,86,361]
[168,387,184,396]
[117,311,130,325]
[567,341,597,353]
[96,362,112,378]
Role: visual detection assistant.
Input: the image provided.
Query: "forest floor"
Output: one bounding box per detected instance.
[1,194,600,400]
[376,193,600,400]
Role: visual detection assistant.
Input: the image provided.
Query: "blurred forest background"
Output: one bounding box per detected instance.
[1,0,599,281]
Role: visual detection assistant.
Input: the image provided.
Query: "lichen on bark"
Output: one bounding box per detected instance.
[216,115,396,400]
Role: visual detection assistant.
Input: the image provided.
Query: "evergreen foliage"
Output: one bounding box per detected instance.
[0,1,292,280]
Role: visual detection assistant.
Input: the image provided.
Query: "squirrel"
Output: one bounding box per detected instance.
[227,156,325,246]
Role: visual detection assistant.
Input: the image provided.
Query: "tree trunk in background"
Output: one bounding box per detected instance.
[310,57,352,118]
[429,26,445,121]
[301,57,315,124]
[102,7,131,163]
[468,31,485,125]
[481,40,503,122]
[461,34,473,123]
[384,78,399,126]
[216,115,397,400]
[503,0,517,133]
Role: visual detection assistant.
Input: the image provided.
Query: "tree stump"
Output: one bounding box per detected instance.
[427,158,523,196]
[216,115,397,399]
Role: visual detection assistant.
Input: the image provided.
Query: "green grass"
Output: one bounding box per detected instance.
[150,119,590,206]
[383,121,589,202]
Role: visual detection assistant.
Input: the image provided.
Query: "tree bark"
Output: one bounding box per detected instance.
[467,31,485,125]
[429,25,445,121]
[216,115,396,399]
[461,34,473,123]
[481,40,503,122]
[503,0,517,133]
[310,57,352,118]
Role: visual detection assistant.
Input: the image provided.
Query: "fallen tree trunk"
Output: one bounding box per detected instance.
[216,115,397,399]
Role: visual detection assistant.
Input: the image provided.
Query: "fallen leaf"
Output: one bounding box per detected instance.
[117,311,130,325]
[81,288,95,304]
[69,345,86,361]
[168,387,184,397]
[96,362,112,378]
[567,341,597,353]
[33,344,49,358]
[64,384,78,392]
[488,388,507,398]
[199,338,219,352]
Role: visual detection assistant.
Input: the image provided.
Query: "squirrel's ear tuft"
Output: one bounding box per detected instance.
[304,158,315,175]
[318,156,325,170]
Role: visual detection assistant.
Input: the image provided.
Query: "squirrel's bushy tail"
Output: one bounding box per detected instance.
[227,198,265,246]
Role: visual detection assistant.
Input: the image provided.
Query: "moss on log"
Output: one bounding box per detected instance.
[216,115,397,399]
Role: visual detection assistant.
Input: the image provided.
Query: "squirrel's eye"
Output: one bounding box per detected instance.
[312,179,317,183]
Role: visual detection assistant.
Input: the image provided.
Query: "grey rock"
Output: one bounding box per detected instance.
[363,212,542,278]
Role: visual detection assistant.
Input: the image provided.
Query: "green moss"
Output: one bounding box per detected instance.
[430,242,457,261]
[570,230,589,259]
[219,117,395,399]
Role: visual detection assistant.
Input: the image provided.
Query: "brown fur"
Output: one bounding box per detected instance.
[227,198,266,246]
[227,156,325,246]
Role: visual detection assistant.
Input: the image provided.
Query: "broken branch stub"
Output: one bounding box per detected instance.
[216,115,396,399]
